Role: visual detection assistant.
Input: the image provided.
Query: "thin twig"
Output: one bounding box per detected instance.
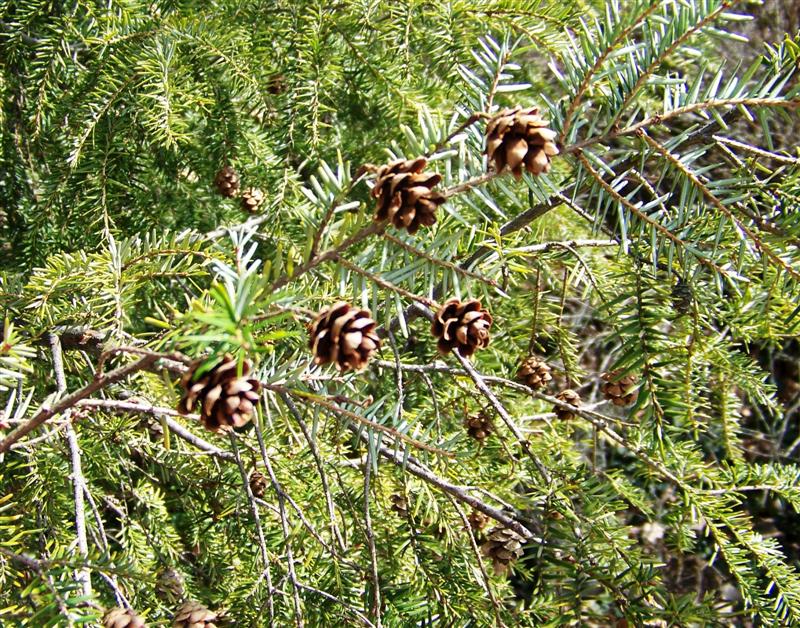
[362,445,382,627]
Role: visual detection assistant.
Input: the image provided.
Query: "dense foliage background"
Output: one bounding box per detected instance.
[1,0,799,625]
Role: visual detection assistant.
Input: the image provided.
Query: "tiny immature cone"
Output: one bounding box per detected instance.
[554,389,582,421]
[103,607,147,628]
[308,302,380,371]
[172,600,218,628]
[601,370,638,407]
[431,298,492,357]
[249,470,268,498]
[240,188,264,213]
[485,107,559,179]
[214,165,240,198]
[464,411,493,442]
[371,157,446,234]
[517,356,553,390]
[177,355,261,433]
[482,526,525,575]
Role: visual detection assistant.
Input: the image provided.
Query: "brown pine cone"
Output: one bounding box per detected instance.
[390,493,408,517]
[172,601,217,628]
[601,370,638,407]
[517,357,552,390]
[240,188,264,213]
[308,302,380,371]
[371,157,446,234]
[103,607,146,628]
[249,470,268,498]
[214,165,240,197]
[467,510,490,532]
[464,411,493,442]
[155,568,185,603]
[485,107,559,179]
[177,355,261,432]
[554,389,582,421]
[431,298,492,357]
[481,526,525,575]
[267,74,287,94]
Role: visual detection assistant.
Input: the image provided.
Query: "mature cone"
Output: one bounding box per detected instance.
[431,298,492,357]
[485,107,559,179]
[177,355,261,432]
[240,188,264,213]
[554,389,582,421]
[481,526,525,575]
[308,302,380,371]
[214,165,240,197]
[390,493,408,517]
[103,607,146,628]
[517,356,553,390]
[249,470,268,498]
[371,157,446,234]
[172,601,217,628]
[464,411,492,442]
[467,509,490,532]
[156,567,185,603]
[601,370,638,407]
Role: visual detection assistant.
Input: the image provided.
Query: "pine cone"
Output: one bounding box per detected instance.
[390,493,408,517]
[156,568,185,603]
[249,470,268,498]
[172,601,217,628]
[431,298,492,357]
[371,157,446,234]
[177,355,261,432]
[268,74,287,94]
[481,526,525,575]
[308,302,380,371]
[517,357,552,390]
[464,411,493,442]
[467,510,490,532]
[214,166,240,197]
[601,371,638,407]
[240,188,264,213]
[554,389,581,420]
[485,107,559,179]
[103,607,146,628]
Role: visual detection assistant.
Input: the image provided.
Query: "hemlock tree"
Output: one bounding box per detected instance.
[1,0,800,626]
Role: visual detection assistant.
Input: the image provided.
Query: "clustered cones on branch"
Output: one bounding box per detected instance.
[372,157,446,234]
[214,165,240,198]
[554,389,582,421]
[308,302,381,371]
[464,411,493,442]
[177,355,262,432]
[103,608,146,628]
[517,356,552,390]
[481,526,525,574]
[486,107,559,178]
[601,370,638,406]
[431,298,492,357]
[172,600,218,628]
[249,470,267,498]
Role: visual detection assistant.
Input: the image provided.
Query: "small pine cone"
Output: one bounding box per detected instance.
[214,166,240,198]
[601,371,638,407]
[481,526,525,575]
[172,601,217,628]
[671,281,693,313]
[390,493,408,517]
[240,188,264,213]
[431,298,492,357]
[517,357,552,390]
[308,302,380,372]
[554,389,581,421]
[267,74,287,94]
[103,607,147,628]
[249,470,268,498]
[371,157,446,234]
[467,510,490,532]
[485,107,559,179]
[177,355,261,432]
[156,567,185,603]
[464,411,493,442]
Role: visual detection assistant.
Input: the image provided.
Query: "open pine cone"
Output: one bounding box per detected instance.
[464,411,493,442]
[390,493,408,517]
[554,389,582,420]
[308,302,380,371]
[467,509,490,532]
[517,356,553,390]
[177,355,261,432]
[371,157,446,234]
[431,298,492,357]
[172,601,217,628]
[601,370,638,406]
[103,607,146,628]
[249,470,268,498]
[485,107,559,179]
[214,165,240,197]
[156,567,185,603]
[240,188,264,213]
[481,526,525,575]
